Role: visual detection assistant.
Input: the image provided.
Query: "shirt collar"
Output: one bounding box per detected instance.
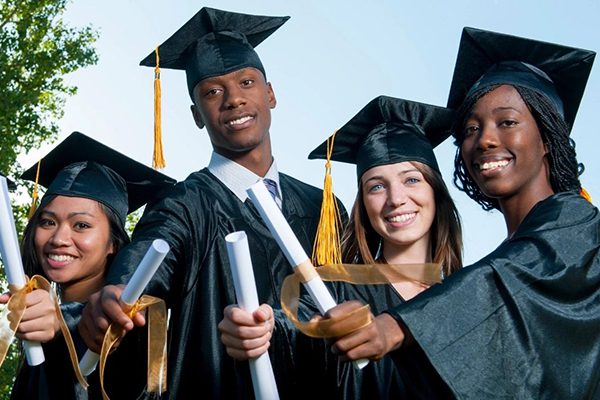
[208,152,281,202]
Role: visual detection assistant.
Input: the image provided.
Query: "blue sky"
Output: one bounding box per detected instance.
[20,0,600,264]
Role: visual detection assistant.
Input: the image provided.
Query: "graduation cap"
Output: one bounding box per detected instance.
[21,132,176,225]
[140,7,289,99]
[138,7,289,170]
[447,27,596,131]
[309,96,455,180]
[307,96,454,266]
[1,173,16,192]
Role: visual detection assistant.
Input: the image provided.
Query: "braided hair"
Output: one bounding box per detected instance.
[452,84,583,211]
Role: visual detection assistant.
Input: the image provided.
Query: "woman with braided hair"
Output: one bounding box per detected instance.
[325,27,600,399]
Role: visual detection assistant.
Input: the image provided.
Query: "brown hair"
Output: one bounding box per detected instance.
[341,162,463,277]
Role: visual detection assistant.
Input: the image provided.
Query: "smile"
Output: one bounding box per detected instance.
[386,213,416,223]
[476,159,510,171]
[227,115,254,126]
[48,254,75,262]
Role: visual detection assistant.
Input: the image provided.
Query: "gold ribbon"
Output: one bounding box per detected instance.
[99,295,167,400]
[280,262,441,338]
[0,275,88,388]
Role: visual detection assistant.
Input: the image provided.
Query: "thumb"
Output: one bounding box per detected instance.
[253,304,273,323]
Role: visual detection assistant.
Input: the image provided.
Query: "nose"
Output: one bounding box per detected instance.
[224,85,246,110]
[386,184,407,208]
[476,124,499,151]
[49,224,72,247]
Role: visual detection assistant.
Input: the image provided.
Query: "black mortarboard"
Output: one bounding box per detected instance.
[139,7,290,99]
[447,27,596,131]
[1,173,16,192]
[21,132,176,225]
[309,96,455,180]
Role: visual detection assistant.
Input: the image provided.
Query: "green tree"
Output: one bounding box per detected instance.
[0,0,98,397]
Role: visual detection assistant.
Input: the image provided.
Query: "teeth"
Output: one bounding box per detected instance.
[228,116,253,126]
[388,213,416,223]
[48,254,75,262]
[480,160,509,170]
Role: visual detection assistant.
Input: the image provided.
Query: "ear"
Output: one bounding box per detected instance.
[191,104,205,129]
[107,241,115,257]
[543,141,551,155]
[267,82,277,109]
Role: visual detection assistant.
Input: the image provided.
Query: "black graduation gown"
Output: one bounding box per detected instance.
[389,192,600,399]
[291,281,455,400]
[104,169,324,399]
[10,303,147,400]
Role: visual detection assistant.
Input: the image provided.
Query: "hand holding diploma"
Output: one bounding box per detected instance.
[0,176,45,366]
[79,239,170,376]
[246,182,368,369]
[224,231,279,400]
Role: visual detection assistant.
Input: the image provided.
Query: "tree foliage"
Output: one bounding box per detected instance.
[0,0,98,176]
[0,1,98,397]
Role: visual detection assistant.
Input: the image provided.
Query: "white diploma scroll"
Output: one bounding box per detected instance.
[246,182,368,369]
[79,239,170,376]
[0,176,45,366]
[225,231,280,400]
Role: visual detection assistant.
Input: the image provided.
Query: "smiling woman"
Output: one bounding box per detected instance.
[8,132,175,399]
[324,27,600,400]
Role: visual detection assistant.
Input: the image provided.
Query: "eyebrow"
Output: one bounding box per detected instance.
[492,106,521,113]
[363,168,420,183]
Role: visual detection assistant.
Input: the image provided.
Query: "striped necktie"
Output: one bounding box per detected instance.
[263,178,282,209]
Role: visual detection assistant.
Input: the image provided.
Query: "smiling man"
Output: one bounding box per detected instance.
[77,7,328,399]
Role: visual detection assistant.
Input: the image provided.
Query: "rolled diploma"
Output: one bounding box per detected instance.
[225,231,279,400]
[246,182,368,369]
[0,176,45,365]
[79,239,170,376]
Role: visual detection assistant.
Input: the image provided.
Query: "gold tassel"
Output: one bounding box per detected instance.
[27,160,41,219]
[153,47,166,169]
[312,131,342,266]
[580,187,592,203]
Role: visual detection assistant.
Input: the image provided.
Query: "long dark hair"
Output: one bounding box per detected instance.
[453,84,582,211]
[21,194,130,280]
[341,162,463,277]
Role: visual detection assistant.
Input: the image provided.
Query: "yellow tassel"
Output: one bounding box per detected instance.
[312,131,342,267]
[27,160,41,219]
[580,187,592,203]
[153,47,166,169]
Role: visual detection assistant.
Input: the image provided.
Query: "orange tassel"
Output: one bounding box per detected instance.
[312,131,342,267]
[27,160,41,219]
[153,47,166,169]
[580,187,592,203]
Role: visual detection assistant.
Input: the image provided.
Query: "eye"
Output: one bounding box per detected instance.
[405,177,421,185]
[367,183,384,193]
[463,124,479,138]
[38,218,55,228]
[241,79,254,87]
[500,119,518,127]
[204,87,222,97]
[73,222,91,230]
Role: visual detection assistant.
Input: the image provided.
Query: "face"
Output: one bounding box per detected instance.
[34,196,114,286]
[460,85,551,203]
[190,67,277,158]
[361,162,435,255]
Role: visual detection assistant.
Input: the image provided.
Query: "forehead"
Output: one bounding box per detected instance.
[197,67,266,87]
[472,85,529,113]
[42,195,104,215]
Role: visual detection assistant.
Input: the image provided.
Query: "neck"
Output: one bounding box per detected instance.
[499,186,554,238]
[215,141,273,177]
[61,274,105,303]
[382,236,431,265]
